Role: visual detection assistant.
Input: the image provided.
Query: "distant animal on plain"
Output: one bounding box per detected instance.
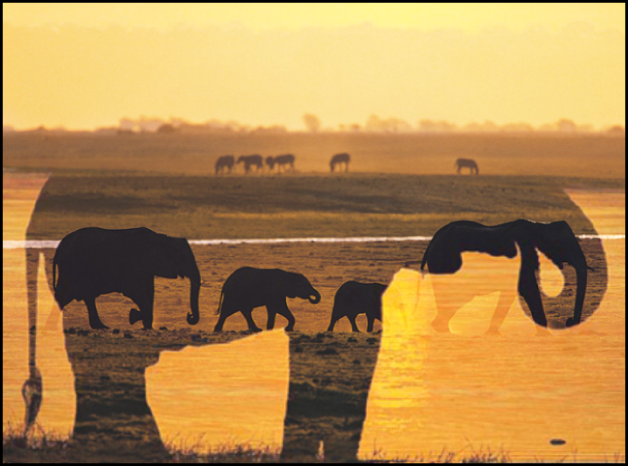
[215,155,235,175]
[266,154,295,173]
[328,281,387,332]
[455,158,479,175]
[330,153,350,172]
[237,154,264,174]
[214,267,321,332]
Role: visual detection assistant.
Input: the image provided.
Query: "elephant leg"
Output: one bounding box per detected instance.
[84,296,108,330]
[486,290,515,335]
[266,305,277,330]
[127,279,155,329]
[327,315,338,332]
[241,308,262,332]
[348,316,360,333]
[431,299,457,333]
[367,314,375,333]
[213,306,237,332]
[273,299,296,331]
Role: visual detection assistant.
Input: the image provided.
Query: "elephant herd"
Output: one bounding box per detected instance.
[53,216,598,335]
[215,153,351,174]
[52,227,385,333]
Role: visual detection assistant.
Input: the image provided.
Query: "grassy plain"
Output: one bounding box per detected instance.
[3,133,625,462]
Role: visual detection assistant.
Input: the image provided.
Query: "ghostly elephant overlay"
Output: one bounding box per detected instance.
[237,154,264,174]
[328,281,387,332]
[215,155,235,175]
[51,329,379,463]
[59,329,258,462]
[454,158,479,175]
[330,153,350,172]
[266,154,296,173]
[53,227,201,330]
[281,332,381,463]
[420,219,607,332]
[214,267,321,332]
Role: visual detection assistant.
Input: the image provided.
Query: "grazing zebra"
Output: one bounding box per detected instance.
[330,153,350,172]
[215,155,235,175]
[237,154,264,174]
[266,154,295,173]
[454,158,479,175]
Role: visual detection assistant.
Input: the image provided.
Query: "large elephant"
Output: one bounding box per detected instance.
[330,152,350,172]
[454,158,479,175]
[327,281,387,332]
[215,155,235,175]
[53,227,201,330]
[214,267,321,332]
[237,154,264,173]
[420,219,605,332]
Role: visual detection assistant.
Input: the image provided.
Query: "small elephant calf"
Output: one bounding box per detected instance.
[327,281,387,332]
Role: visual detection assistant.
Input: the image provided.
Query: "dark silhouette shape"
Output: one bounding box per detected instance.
[420,219,602,332]
[455,158,479,175]
[330,153,350,172]
[266,154,296,173]
[237,154,264,174]
[22,325,42,433]
[327,281,387,332]
[281,332,381,462]
[53,227,201,330]
[215,155,235,175]
[214,267,321,332]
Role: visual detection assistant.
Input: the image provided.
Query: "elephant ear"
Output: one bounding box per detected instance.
[147,233,186,279]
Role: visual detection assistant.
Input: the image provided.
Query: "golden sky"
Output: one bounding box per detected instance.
[3,3,625,130]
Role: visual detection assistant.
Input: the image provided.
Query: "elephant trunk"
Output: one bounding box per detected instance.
[566,264,588,328]
[308,289,321,304]
[187,267,201,326]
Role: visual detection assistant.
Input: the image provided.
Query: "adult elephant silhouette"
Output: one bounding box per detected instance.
[53,227,201,330]
[455,158,479,175]
[328,281,386,332]
[214,267,321,332]
[330,153,350,172]
[237,154,264,173]
[420,219,607,333]
[215,155,235,175]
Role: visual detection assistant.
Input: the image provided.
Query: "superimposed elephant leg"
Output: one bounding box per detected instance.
[431,299,457,333]
[348,316,360,332]
[327,316,338,332]
[84,296,108,330]
[281,332,381,463]
[213,305,237,332]
[241,308,262,332]
[486,290,515,335]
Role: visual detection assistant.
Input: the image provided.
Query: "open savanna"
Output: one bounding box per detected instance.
[3,131,625,178]
[3,133,625,462]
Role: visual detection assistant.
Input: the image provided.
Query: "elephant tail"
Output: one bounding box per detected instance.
[216,289,225,315]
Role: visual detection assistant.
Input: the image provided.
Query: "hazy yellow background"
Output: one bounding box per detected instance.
[3,4,625,130]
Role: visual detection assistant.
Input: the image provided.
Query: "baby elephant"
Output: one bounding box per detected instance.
[328,281,387,332]
[214,267,321,332]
